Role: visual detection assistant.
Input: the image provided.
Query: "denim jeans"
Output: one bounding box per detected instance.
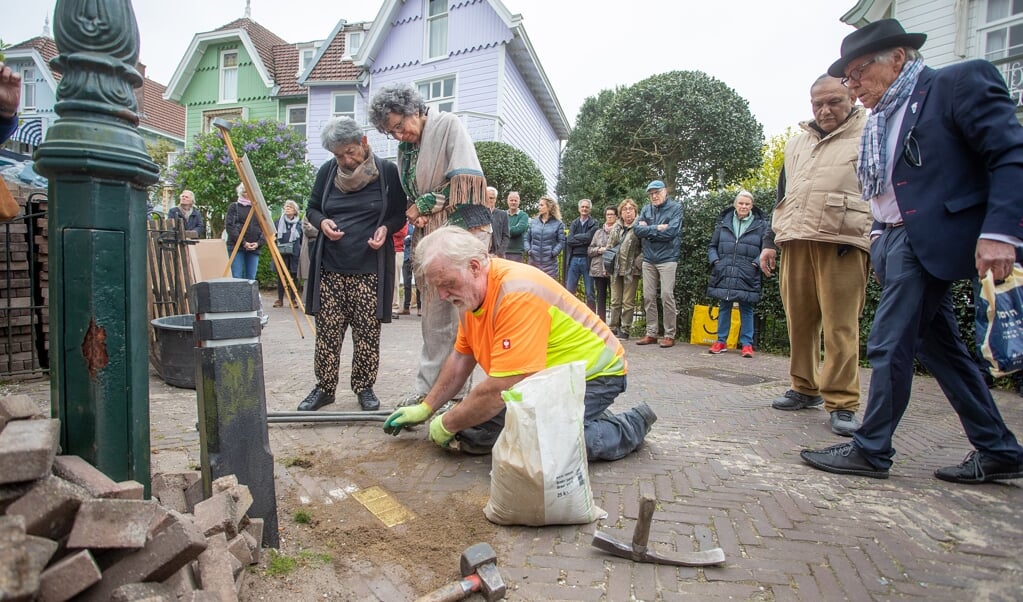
[716,299,754,347]
[230,248,260,280]
[565,255,595,307]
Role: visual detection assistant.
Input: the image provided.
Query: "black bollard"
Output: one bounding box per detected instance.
[191,278,279,547]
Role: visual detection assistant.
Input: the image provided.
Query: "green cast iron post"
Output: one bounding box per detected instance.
[34,0,160,494]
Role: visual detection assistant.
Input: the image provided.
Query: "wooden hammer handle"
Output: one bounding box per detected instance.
[632,496,656,551]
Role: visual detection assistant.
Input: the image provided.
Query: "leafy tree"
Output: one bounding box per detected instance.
[738,128,796,194]
[474,140,546,214]
[169,119,315,237]
[596,70,763,197]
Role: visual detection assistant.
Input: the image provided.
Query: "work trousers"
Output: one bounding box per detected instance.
[778,239,868,411]
[314,271,379,395]
[641,261,678,339]
[853,227,1023,468]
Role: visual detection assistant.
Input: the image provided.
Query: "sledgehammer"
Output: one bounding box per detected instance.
[415,542,506,602]
[592,495,726,566]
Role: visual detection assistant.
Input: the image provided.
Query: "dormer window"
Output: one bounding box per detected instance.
[300,48,316,73]
[220,50,238,103]
[427,0,448,60]
[345,31,363,59]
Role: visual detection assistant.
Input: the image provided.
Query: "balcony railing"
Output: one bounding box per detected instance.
[992,55,1023,108]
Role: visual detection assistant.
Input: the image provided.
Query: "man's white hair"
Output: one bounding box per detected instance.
[415,225,491,279]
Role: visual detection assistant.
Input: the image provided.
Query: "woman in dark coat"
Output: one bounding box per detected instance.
[225,183,264,279]
[706,190,766,358]
[298,117,407,413]
[272,199,303,308]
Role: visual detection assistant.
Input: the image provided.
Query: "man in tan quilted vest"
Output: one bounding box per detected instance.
[759,75,872,437]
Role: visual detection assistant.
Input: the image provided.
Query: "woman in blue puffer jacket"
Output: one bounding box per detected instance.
[706,190,766,358]
[524,195,566,280]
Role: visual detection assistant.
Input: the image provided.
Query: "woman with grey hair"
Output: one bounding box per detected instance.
[297,117,407,413]
[271,199,303,308]
[225,182,264,279]
[369,82,489,408]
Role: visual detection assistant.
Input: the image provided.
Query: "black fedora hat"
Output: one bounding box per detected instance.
[828,19,927,77]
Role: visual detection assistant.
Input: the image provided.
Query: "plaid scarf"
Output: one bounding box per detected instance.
[857,59,925,200]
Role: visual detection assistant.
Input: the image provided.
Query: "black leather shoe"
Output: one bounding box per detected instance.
[772,389,824,411]
[357,389,380,411]
[800,442,889,479]
[297,387,335,412]
[934,450,1023,484]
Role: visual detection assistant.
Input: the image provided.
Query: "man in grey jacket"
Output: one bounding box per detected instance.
[633,180,683,348]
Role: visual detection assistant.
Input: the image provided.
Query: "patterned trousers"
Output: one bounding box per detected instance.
[314,271,380,395]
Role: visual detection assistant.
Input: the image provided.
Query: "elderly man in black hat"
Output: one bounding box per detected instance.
[800,19,1023,483]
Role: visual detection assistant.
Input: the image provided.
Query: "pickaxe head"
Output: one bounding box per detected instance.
[460,543,505,601]
[211,117,233,133]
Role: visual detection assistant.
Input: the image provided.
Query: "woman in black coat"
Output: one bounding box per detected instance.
[297,117,407,413]
[706,190,766,358]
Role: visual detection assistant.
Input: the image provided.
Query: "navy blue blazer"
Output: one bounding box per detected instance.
[884,61,1023,281]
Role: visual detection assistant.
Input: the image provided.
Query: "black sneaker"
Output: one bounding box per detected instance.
[934,450,1023,484]
[771,390,824,411]
[356,389,380,411]
[800,442,889,479]
[297,387,335,412]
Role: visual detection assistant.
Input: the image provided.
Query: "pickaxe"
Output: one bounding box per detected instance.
[592,495,726,566]
[415,542,506,602]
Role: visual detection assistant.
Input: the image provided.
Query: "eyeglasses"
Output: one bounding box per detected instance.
[841,58,877,87]
[383,115,408,139]
[903,126,921,167]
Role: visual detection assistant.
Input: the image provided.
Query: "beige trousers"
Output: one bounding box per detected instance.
[778,240,869,411]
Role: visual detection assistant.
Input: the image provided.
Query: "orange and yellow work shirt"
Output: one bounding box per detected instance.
[454,258,626,379]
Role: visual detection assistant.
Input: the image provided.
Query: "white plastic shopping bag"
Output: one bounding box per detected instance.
[483,361,605,526]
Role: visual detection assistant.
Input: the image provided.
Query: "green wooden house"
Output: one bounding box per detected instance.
[163,17,313,145]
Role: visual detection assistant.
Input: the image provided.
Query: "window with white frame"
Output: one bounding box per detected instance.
[201,107,245,133]
[300,48,316,74]
[287,106,307,138]
[220,50,239,102]
[21,67,36,111]
[426,0,448,59]
[418,76,455,113]
[984,0,1023,60]
[331,93,356,120]
[344,31,363,59]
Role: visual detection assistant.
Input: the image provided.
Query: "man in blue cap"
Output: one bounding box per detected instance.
[633,180,683,348]
[800,18,1023,483]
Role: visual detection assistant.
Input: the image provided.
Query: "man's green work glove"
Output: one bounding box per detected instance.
[429,413,455,448]
[383,402,432,436]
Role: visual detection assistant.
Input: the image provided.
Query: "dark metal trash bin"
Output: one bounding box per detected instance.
[151,314,196,389]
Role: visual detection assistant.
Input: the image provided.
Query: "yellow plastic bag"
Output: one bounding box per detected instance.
[689,304,740,348]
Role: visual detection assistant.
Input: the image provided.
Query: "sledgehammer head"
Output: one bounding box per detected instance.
[211,117,233,132]
[460,543,505,601]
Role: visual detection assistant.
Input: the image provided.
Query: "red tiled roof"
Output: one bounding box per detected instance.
[139,77,185,139]
[272,44,304,97]
[214,18,289,81]
[305,26,361,83]
[8,36,61,82]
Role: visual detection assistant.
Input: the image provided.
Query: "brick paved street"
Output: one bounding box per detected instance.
[9,291,1023,600]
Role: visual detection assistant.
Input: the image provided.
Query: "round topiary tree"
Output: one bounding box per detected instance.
[474,141,547,214]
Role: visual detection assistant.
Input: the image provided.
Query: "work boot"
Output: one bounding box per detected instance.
[297,387,335,412]
[771,389,824,411]
[633,401,658,434]
[357,389,380,411]
[456,424,502,455]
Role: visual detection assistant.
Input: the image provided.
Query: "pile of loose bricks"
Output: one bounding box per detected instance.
[0,394,265,601]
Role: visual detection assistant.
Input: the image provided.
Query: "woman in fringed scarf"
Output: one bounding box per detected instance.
[271,199,303,308]
[369,83,490,409]
[298,118,408,413]
[225,182,265,279]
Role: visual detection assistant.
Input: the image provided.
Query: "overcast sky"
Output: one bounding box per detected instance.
[5,0,857,138]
